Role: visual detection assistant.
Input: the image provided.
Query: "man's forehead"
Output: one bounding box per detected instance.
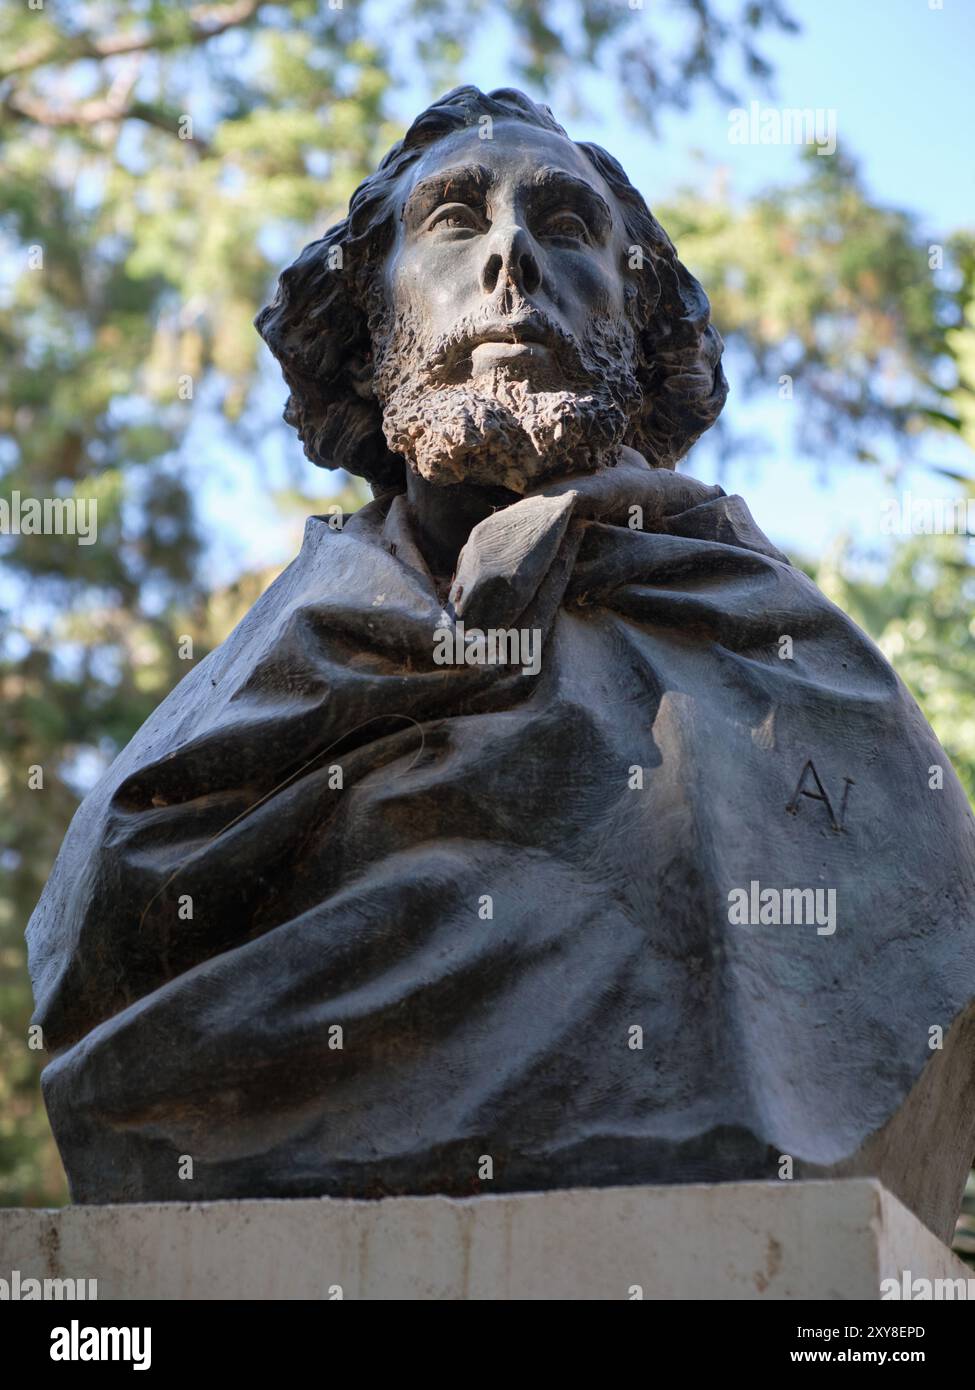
[399,120,613,205]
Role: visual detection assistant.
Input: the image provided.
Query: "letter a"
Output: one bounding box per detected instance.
[787,759,842,830]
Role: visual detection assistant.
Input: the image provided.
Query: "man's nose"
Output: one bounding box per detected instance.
[481,222,542,298]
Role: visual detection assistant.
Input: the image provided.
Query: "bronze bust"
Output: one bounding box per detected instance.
[28,87,975,1244]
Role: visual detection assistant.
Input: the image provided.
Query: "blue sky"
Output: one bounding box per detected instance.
[197,0,975,581]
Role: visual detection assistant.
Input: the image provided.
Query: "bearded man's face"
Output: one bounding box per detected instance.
[372,120,643,492]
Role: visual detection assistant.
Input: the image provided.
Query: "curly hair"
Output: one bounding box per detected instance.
[255,85,728,493]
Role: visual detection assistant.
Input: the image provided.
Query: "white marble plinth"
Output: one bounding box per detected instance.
[1,1179,970,1300]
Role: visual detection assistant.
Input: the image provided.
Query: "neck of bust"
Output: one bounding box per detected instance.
[405,467,520,580]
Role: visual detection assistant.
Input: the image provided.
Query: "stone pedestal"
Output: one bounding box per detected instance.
[1,1179,970,1300]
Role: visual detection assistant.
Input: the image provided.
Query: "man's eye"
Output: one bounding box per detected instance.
[540,212,589,241]
[428,205,481,231]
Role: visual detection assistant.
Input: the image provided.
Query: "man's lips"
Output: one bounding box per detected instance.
[470,338,550,365]
[470,325,549,349]
[435,315,563,377]
[469,314,555,348]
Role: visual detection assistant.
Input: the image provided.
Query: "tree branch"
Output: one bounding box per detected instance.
[0,0,286,82]
[3,66,212,156]
[5,62,141,126]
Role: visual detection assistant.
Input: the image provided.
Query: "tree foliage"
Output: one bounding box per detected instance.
[813,535,975,803]
[660,153,974,474]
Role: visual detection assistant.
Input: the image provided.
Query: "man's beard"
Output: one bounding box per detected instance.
[372,298,642,492]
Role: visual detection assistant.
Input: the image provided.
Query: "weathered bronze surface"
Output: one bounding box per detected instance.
[28,87,975,1241]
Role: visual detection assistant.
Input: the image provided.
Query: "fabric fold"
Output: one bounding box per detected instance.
[25,456,975,1237]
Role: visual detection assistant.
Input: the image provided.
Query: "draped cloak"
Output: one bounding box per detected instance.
[26,453,975,1240]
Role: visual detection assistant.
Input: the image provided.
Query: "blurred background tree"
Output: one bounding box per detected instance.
[1,0,972,1258]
